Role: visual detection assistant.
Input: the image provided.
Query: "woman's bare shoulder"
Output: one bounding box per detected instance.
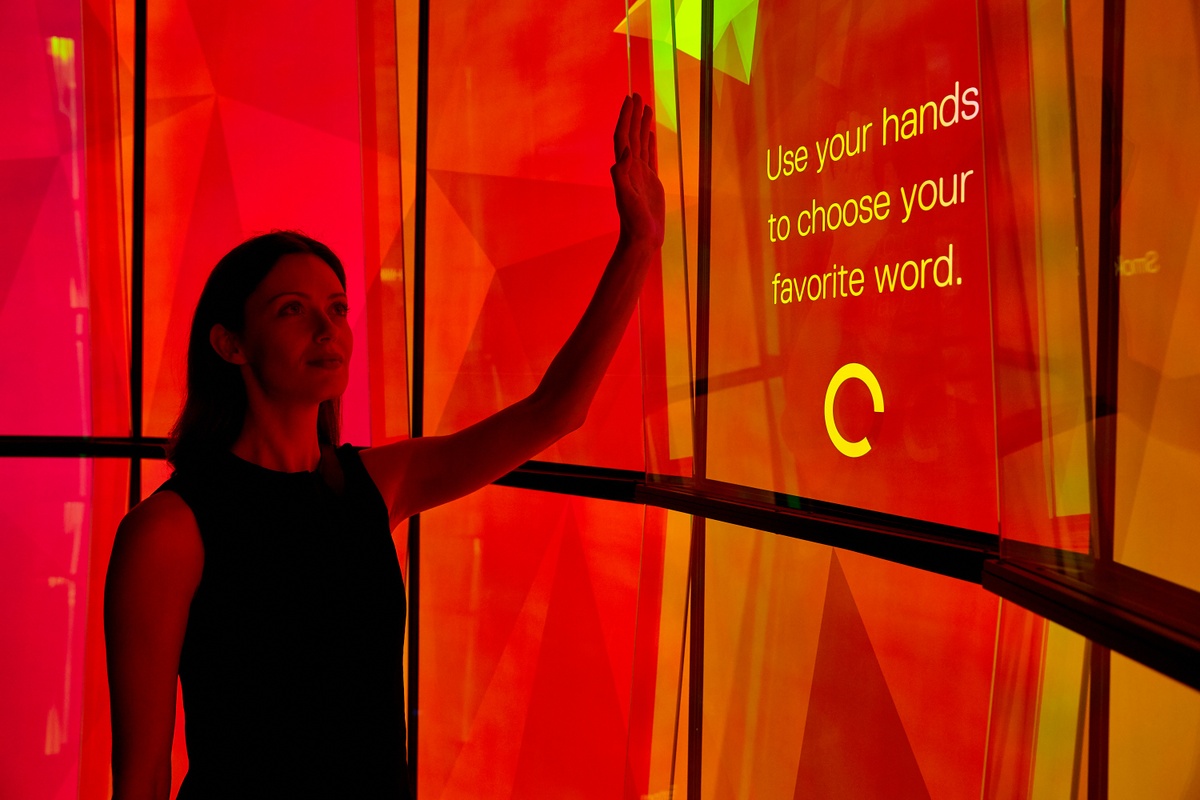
[112,489,204,571]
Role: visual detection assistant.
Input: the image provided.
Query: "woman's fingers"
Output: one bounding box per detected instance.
[639,103,653,164]
[627,94,643,166]
[615,93,657,171]
[613,95,632,161]
[649,128,658,174]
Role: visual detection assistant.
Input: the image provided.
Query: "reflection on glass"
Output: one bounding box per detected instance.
[1113,0,1200,593]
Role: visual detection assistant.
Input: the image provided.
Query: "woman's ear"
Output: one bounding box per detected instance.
[209,324,248,365]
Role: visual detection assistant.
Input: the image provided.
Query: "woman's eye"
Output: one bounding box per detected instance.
[333,303,350,316]
[280,301,303,315]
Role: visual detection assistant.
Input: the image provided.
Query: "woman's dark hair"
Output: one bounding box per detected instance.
[166,231,347,470]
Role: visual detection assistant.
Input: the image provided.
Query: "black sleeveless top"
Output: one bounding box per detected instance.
[158,444,411,799]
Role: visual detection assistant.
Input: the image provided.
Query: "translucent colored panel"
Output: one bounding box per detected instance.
[417,485,652,798]
[0,458,128,799]
[624,0,699,479]
[982,603,1090,799]
[360,0,411,444]
[1109,652,1200,798]
[395,2,419,412]
[705,1,997,532]
[703,521,1000,799]
[423,1,647,470]
[981,0,1094,557]
[138,0,407,446]
[0,0,128,436]
[982,607,1200,800]
[1112,0,1200,592]
[628,509,692,799]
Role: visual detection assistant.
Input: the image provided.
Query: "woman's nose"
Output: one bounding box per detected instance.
[313,310,335,342]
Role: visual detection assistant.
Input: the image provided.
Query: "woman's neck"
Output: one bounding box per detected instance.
[231,401,323,473]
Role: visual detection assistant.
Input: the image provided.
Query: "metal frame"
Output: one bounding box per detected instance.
[406,0,431,787]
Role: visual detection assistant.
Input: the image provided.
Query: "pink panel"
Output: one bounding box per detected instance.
[0,458,128,800]
[0,1,94,436]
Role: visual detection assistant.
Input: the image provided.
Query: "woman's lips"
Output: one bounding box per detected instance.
[307,356,343,369]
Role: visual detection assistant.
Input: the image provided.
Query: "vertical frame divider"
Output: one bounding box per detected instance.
[406,0,431,791]
[687,0,714,797]
[128,0,148,510]
[1090,0,1126,795]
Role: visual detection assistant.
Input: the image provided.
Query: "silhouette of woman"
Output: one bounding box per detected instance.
[104,95,664,799]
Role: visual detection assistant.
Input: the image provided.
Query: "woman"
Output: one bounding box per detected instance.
[104,94,664,799]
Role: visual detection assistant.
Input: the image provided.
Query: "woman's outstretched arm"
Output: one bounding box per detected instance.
[361,94,665,526]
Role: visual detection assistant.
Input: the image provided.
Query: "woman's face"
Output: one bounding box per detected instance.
[227,252,353,406]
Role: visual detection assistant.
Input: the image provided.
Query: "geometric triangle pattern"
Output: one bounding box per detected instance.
[422,0,649,474]
[794,553,932,799]
[696,525,1003,800]
[140,0,373,444]
[429,170,619,270]
[417,486,646,800]
[617,0,759,84]
[0,156,59,308]
[510,506,630,798]
[837,549,997,800]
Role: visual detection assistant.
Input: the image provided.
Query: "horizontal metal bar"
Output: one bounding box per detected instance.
[0,436,168,460]
[494,460,642,503]
[983,558,1200,694]
[4,440,1197,692]
[635,482,996,584]
[498,463,995,584]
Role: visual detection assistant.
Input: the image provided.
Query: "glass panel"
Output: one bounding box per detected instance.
[417,485,648,798]
[705,0,997,532]
[360,0,412,445]
[0,458,129,799]
[982,603,1090,799]
[0,0,128,436]
[139,0,390,446]
[703,521,1000,798]
[423,1,649,470]
[397,0,420,426]
[627,0,699,481]
[983,0,1096,560]
[1109,652,1200,799]
[628,508,692,800]
[980,605,1200,800]
[1113,0,1200,592]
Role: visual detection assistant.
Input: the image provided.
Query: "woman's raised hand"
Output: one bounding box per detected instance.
[360,94,666,527]
[611,94,666,250]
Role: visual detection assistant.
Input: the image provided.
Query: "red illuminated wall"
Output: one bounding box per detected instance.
[3,0,1199,798]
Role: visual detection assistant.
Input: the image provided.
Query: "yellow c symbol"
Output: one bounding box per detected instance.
[824,363,884,458]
